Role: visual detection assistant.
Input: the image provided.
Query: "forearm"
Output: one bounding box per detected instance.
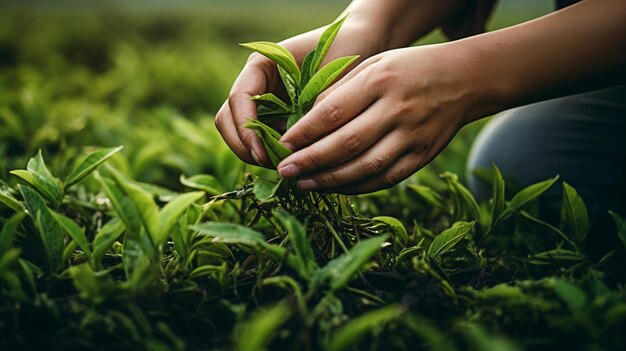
[457,0,626,122]
[341,0,474,50]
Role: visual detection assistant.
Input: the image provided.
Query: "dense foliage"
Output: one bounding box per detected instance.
[1,9,626,351]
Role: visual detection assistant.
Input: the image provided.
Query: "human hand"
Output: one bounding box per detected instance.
[215,21,382,167]
[277,44,487,194]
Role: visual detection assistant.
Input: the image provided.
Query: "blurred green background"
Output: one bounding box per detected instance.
[0,0,553,190]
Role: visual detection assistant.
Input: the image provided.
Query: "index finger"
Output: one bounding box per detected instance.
[279,73,377,151]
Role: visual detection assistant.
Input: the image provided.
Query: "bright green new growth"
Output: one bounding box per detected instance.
[240,15,358,165]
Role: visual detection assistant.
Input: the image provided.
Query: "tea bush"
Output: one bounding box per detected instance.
[1,8,625,351]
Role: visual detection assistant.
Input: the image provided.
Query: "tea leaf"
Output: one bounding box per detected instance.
[180,174,223,196]
[0,212,25,255]
[299,55,359,109]
[310,15,347,77]
[64,146,123,189]
[550,278,587,312]
[373,216,408,248]
[19,185,64,271]
[251,93,290,113]
[408,184,448,213]
[299,48,316,88]
[235,303,291,351]
[107,167,160,242]
[275,209,317,277]
[11,150,64,206]
[278,65,298,105]
[500,176,559,221]
[608,210,626,249]
[315,235,388,291]
[253,176,282,202]
[327,304,402,351]
[0,189,24,213]
[560,182,589,243]
[92,218,125,264]
[244,119,292,167]
[157,191,204,246]
[428,221,475,260]
[191,222,267,247]
[96,173,143,237]
[239,41,301,85]
[51,211,91,256]
[490,164,505,225]
[527,248,585,266]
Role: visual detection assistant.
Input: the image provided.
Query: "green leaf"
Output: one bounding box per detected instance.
[314,235,388,291]
[51,211,91,256]
[0,212,25,255]
[327,304,402,351]
[560,182,589,243]
[92,218,125,264]
[490,164,505,225]
[64,146,123,189]
[299,48,316,88]
[299,55,359,108]
[275,209,317,277]
[0,189,24,213]
[106,167,160,243]
[310,15,347,77]
[500,176,559,220]
[527,248,585,266]
[191,222,267,247]
[19,185,64,271]
[550,278,587,312]
[239,41,301,85]
[157,191,204,246]
[373,216,408,248]
[244,119,292,168]
[407,184,448,213]
[253,176,282,202]
[96,173,142,237]
[428,221,475,260]
[278,65,298,105]
[609,210,626,249]
[180,174,223,196]
[442,172,480,219]
[235,303,291,351]
[251,93,290,113]
[11,150,63,206]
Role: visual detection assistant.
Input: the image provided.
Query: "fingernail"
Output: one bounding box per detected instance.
[281,141,295,151]
[278,164,301,179]
[297,179,317,190]
[251,150,261,165]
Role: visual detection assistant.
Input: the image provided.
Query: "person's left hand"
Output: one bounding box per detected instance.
[277,43,487,194]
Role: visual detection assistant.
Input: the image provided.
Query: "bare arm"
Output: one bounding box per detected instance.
[459,0,626,122]
[277,0,626,193]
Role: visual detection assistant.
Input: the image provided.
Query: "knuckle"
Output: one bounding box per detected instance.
[363,156,385,175]
[319,101,343,127]
[301,151,321,170]
[317,172,340,187]
[214,114,223,129]
[343,132,363,155]
[227,89,239,106]
[381,171,401,188]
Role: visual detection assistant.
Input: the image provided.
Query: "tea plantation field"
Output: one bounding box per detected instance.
[1,5,625,351]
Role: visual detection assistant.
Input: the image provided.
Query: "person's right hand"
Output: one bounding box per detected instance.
[215,21,383,167]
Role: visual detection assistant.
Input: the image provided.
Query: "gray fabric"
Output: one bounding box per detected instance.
[466,85,626,225]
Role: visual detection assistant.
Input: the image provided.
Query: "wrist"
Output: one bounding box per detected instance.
[443,40,510,125]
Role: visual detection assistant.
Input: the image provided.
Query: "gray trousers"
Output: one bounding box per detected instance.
[466,85,626,250]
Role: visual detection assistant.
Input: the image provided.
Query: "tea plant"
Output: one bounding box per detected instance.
[1,11,626,351]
